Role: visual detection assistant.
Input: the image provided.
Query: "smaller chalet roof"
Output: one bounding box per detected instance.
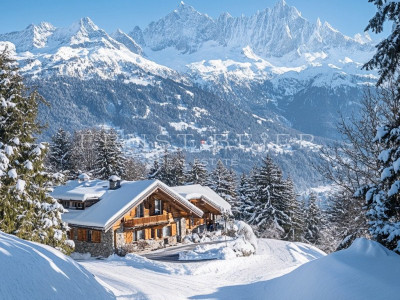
[63,180,203,231]
[171,184,232,214]
[51,179,108,201]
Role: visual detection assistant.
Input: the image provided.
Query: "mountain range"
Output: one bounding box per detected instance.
[0,0,378,191]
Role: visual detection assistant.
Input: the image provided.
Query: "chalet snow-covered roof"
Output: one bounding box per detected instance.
[51,179,108,201]
[171,184,232,214]
[63,180,203,231]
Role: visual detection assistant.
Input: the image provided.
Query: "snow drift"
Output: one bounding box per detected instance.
[0,232,114,300]
[197,238,400,300]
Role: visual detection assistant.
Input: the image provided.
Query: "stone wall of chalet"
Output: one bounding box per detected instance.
[72,228,114,257]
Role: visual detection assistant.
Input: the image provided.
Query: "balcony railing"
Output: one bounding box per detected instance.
[124,213,171,228]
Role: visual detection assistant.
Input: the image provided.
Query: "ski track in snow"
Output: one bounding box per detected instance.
[80,239,325,300]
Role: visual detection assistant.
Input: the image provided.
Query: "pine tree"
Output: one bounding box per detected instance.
[170,149,186,186]
[124,157,147,181]
[0,50,72,253]
[93,128,126,180]
[148,149,186,186]
[305,193,322,245]
[236,173,256,220]
[363,1,400,86]
[283,177,305,242]
[186,158,208,185]
[249,156,289,238]
[70,128,98,175]
[148,159,161,180]
[48,128,72,173]
[360,116,400,252]
[209,160,237,204]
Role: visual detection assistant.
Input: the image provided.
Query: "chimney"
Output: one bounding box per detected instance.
[78,173,90,182]
[109,175,121,190]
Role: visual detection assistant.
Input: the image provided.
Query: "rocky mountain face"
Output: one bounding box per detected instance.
[137,1,372,57]
[0,0,377,190]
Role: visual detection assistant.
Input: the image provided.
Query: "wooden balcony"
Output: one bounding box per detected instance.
[124,213,172,228]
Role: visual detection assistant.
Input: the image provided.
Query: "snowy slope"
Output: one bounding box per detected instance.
[80,238,400,300]
[80,239,325,299]
[197,238,400,300]
[0,231,114,300]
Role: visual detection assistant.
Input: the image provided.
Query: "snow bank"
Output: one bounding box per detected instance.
[0,232,114,300]
[179,238,255,261]
[70,252,92,260]
[179,243,237,260]
[199,238,400,300]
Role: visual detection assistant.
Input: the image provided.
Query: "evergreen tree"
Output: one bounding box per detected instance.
[363,0,400,86]
[70,128,98,175]
[249,156,289,238]
[324,190,367,251]
[236,173,256,220]
[93,128,126,180]
[170,149,186,186]
[48,128,72,173]
[186,158,208,185]
[148,159,161,180]
[124,157,147,181]
[360,112,400,252]
[283,177,305,242]
[0,50,72,253]
[209,159,237,204]
[305,193,322,245]
[148,149,186,186]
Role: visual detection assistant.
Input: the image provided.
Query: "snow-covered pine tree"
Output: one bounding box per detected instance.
[170,149,186,186]
[283,176,305,242]
[186,158,208,185]
[148,149,186,186]
[0,50,72,253]
[249,156,289,238]
[209,159,237,204]
[304,192,322,245]
[363,0,400,87]
[360,113,400,252]
[48,128,72,173]
[124,157,147,181]
[70,128,98,175]
[236,173,256,220]
[93,128,126,180]
[148,159,161,180]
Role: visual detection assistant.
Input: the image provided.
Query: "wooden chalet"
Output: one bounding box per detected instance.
[172,184,232,232]
[52,178,203,257]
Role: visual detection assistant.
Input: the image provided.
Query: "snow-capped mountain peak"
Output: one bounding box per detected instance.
[0,22,56,52]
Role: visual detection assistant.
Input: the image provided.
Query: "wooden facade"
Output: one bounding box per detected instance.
[187,198,221,231]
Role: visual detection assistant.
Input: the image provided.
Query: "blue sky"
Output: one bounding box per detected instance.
[0,0,388,38]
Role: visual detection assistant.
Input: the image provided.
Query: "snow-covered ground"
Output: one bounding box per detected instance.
[2,233,399,300]
[80,239,325,299]
[0,232,114,300]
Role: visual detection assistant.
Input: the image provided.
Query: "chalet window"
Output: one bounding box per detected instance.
[136,203,144,218]
[91,231,101,243]
[63,201,69,208]
[77,228,87,241]
[154,199,162,215]
[162,226,171,237]
[87,230,92,242]
[68,228,74,239]
[157,228,162,238]
[135,229,144,241]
